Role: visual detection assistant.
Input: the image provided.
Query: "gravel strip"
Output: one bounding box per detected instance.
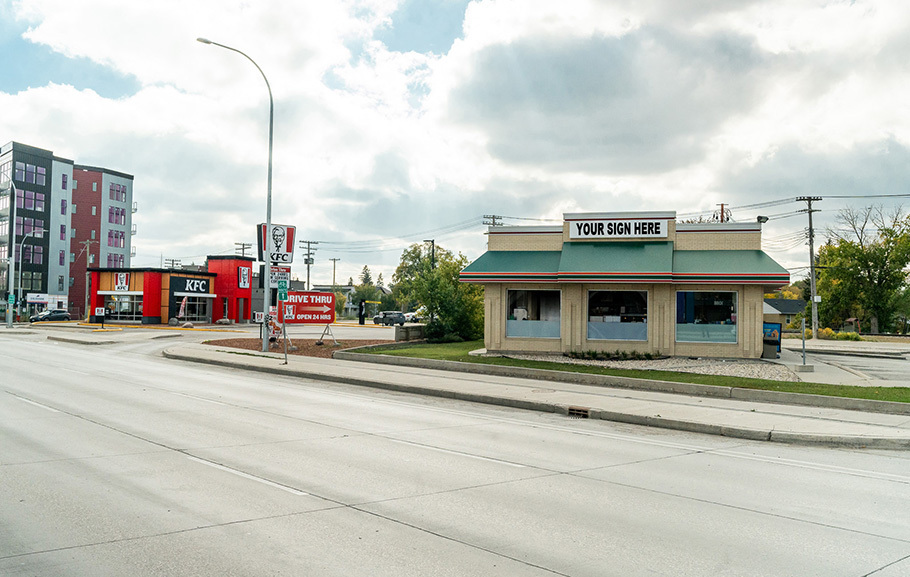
[499,354,801,381]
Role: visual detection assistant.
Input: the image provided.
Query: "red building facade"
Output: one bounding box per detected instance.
[88,256,254,324]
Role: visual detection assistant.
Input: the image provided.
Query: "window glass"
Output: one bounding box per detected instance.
[506,290,561,338]
[62,174,68,190]
[36,166,46,186]
[587,290,648,341]
[14,162,25,181]
[676,291,737,343]
[61,199,67,214]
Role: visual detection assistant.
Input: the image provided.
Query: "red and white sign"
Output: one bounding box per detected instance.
[258,223,296,264]
[115,272,130,292]
[279,291,335,324]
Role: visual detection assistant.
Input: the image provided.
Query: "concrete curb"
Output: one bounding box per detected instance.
[162,346,910,449]
[333,350,910,416]
[782,346,908,360]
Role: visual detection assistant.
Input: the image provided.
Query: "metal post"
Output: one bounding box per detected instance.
[801,317,806,365]
[3,181,15,328]
[198,37,274,352]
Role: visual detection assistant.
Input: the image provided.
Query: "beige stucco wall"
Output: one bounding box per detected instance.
[675,231,762,250]
[484,282,766,358]
[487,233,564,251]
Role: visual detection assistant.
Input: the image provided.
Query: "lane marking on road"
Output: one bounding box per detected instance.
[167,391,232,406]
[186,456,309,495]
[384,438,526,468]
[7,392,60,413]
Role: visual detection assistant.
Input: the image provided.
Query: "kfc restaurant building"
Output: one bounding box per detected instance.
[460,211,790,359]
[87,256,255,324]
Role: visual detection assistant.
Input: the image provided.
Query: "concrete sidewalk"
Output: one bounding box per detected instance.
[162,342,910,450]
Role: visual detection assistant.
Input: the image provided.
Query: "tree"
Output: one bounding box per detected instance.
[360,266,373,286]
[393,243,483,341]
[817,206,910,333]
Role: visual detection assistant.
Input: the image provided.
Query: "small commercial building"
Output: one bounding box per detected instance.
[87,256,255,324]
[460,212,790,359]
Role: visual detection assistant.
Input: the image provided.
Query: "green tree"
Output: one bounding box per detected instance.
[393,243,483,341]
[360,266,373,285]
[817,206,910,333]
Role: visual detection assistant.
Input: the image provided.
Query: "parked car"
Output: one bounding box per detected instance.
[404,312,420,323]
[373,311,406,326]
[30,309,71,322]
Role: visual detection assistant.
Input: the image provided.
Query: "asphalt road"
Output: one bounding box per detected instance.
[2,331,910,576]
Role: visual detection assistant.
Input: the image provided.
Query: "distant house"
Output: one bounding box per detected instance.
[763,298,806,327]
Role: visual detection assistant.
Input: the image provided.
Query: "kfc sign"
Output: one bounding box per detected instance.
[258,223,296,264]
[238,267,251,289]
[114,273,130,292]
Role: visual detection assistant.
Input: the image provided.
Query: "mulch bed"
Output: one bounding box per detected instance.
[203,338,394,359]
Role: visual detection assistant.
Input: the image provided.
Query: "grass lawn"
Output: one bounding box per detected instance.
[360,340,910,404]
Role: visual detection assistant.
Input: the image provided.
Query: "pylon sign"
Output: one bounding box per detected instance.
[258,223,296,264]
[279,291,335,324]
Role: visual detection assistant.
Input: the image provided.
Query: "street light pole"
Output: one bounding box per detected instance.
[17,228,47,320]
[2,180,16,328]
[197,37,274,352]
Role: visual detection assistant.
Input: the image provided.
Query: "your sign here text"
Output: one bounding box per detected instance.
[570,219,666,239]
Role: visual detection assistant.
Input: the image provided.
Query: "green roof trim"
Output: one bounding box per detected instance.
[557,242,673,282]
[461,246,790,287]
[672,250,790,285]
[459,251,561,283]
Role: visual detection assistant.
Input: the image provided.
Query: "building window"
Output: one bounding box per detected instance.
[37,167,46,186]
[104,295,142,321]
[90,229,95,240]
[92,182,97,192]
[60,225,66,240]
[62,174,68,190]
[506,289,561,338]
[61,199,67,214]
[587,290,648,341]
[676,291,737,344]
[92,205,96,216]
[58,275,65,292]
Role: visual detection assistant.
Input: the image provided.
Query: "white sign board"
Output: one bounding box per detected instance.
[569,219,667,239]
[269,265,291,285]
[95,307,106,316]
[26,293,49,304]
[258,223,296,264]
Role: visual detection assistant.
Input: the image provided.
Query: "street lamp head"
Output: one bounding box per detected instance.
[196,37,213,45]
[756,215,769,224]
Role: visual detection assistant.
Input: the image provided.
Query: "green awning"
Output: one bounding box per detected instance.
[459,251,561,283]
[672,250,790,285]
[461,245,790,287]
[557,242,673,282]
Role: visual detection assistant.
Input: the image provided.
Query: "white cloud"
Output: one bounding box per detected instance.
[3,0,910,284]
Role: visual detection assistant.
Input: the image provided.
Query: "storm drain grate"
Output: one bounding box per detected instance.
[567,406,590,419]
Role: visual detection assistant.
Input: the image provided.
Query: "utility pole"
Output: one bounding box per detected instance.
[299,240,318,290]
[716,203,729,223]
[77,239,97,320]
[423,239,435,269]
[235,242,251,257]
[483,214,503,226]
[797,196,822,339]
[329,258,340,289]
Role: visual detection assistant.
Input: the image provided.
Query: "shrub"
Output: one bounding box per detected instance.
[833,331,861,341]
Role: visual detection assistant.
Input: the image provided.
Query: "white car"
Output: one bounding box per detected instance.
[404,312,420,323]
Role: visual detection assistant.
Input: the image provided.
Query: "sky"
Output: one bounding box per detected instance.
[2,0,909,287]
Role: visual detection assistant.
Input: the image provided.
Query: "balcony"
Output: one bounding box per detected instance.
[132,201,138,214]
[130,246,137,258]
[131,224,137,236]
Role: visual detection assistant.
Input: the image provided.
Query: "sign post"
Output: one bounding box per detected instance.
[95,306,106,329]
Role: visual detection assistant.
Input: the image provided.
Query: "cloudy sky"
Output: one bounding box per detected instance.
[2,0,909,286]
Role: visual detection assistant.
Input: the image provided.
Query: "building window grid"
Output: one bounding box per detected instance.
[675,291,738,344]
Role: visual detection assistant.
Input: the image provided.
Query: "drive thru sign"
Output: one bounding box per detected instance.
[280,291,335,324]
